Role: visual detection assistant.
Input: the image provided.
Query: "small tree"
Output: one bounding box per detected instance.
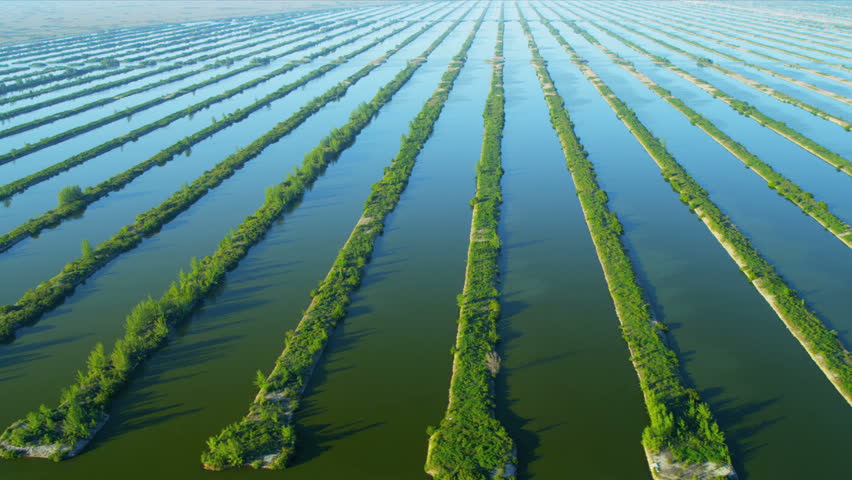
[58,185,83,205]
[81,239,94,260]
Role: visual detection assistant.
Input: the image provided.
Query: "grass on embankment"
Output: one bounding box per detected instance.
[0,8,466,462]
[556,17,852,248]
[521,8,735,480]
[425,14,516,480]
[201,9,483,472]
[533,8,852,408]
[0,17,442,343]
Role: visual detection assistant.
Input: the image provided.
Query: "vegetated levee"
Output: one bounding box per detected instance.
[680,1,852,49]
[0,21,425,250]
[628,1,851,66]
[0,6,467,461]
[0,18,393,165]
[658,0,850,54]
[585,2,852,101]
[0,18,335,134]
[0,15,308,89]
[0,18,296,108]
[0,3,417,122]
[553,16,852,248]
[0,13,423,203]
[632,4,852,84]
[0,13,439,343]
[532,8,852,407]
[424,14,515,480]
[629,3,852,72]
[569,3,852,127]
[0,18,312,110]
[659,1,852,57]
[519,8,735,480]
[199,9,484,471]
[2,18,253,66]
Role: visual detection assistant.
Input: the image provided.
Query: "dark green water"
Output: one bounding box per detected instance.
[496,19,649,480]
[0,4,484,480]
[0,12,448,305]
[1,2,850,479]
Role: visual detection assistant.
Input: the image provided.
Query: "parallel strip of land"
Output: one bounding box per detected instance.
[535,6,852,407]
[655,1,852,53]
[0,21,189,57]
[0,12,434,203]
[603,2,852,76]
[567,3,852,126]
[426,11,516,480]
[0,18,290,98]
[0,5,391,114]
[689,1,852,37]
[675,1,852,46]
[0,20,314,109]
[0,5,469,463]
[549,13,852,248]
[0,3,435,144]
[520,8,735,480]
[0,17,401,165]
[0,21,424,254]
[0,20,359,138]
[201,8,486,472]
[3,19,259,64]
[612,0,850,67]
[624,1,852,63]
[0,6,399,124]
[0,20,328,114]
[0,11,440,342]
[0,21,396,202]
[580,2,852,99]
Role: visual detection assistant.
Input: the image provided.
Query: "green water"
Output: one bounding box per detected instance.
[1,2,850,479]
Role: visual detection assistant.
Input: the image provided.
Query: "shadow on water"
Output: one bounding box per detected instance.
[226,260,302,285]
[147,334,245,376]
[358,268,402,289]
[287,323,383,466]
[0,373,23,383]
[509,352,574,372]
[619,215,785,478]
[494,293,541,478]
[291,418,386,467]
[700,387,782,476]
[90,391,204,448]
[0,334,90,369]
[495,365,539,479]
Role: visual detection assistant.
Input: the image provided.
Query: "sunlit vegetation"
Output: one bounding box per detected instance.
[0,1,849,478]
[0,21,418,251]
[426,13,515,480]
[532,8,851,407]
[583,3,852,102]
[202,10,484,471]
[0,20,387,163]
[0,5,466,461]
[0,18,432,340]
[523,8,734,478]
[557,18,852,246]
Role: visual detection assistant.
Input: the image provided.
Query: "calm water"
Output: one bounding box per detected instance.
[497,19,649,479]
[548,18,852,479]
[1,2,850,479]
